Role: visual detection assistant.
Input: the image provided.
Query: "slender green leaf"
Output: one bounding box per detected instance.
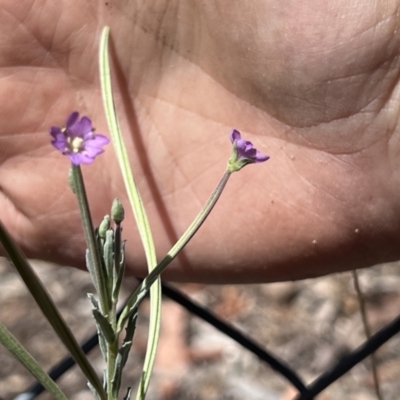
[111,310,136,400]
[87,294,108,361]
[124,310,138,345]
[113,241,125,303]
[99,26,162,399]
[92,308,115,343]
[88,382,102,400]
[88,294,115,344]
[111,309,136,400]
[111,351,124,398]
[0,321,68,400]
[112,311,138,396]
[0,220,106,400]
[103,229,115,294]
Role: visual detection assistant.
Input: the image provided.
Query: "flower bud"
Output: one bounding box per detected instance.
[111,198,125,224]
[98,215,111,238]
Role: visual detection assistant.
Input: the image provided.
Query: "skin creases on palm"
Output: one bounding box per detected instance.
[0,0,400,283]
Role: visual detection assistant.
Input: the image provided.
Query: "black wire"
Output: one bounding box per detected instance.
[295,313,400,400]
[17,281,307,398]
[162,282,307,394]
[13,331,99,400]
[17,282,400,400]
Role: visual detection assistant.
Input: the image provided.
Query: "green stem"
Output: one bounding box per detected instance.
[118,169,232,331]
[107,339,119,400]
[71,165,110,315]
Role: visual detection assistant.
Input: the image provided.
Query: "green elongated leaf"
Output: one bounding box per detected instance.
[112,311,138,396]
[88,382,102,400]
[124,310,138,345]
[117,286,147,334]
[103,229,115,293]
[87,294,108,361]
[97,326,108,363]
[113,241,126,303]
[0,321,68,400]
[88,294,115,344]
[112,311,138,397]
[111,311,136,400]
[0,220,107,400]
[111,352,124,398]
[92,309,115,344]
[99,26,162,399]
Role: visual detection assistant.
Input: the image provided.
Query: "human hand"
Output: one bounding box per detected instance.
[1,0,399,283]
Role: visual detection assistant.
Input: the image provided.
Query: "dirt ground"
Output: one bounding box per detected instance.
[0,257,399,400]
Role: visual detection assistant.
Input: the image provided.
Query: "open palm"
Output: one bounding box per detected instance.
[1,0,400,283]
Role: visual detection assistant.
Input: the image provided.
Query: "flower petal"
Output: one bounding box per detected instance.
[50,126,62,138]
[66,112,79,128]
[89,134,110,146]
[236,139,247,152]
[230,129,241,143]
[77,153,97,164]
[255,152,270,162]
[51,135,68,152]
[243,147,257,159]
[83,146,105,158]
[79,116,93,137]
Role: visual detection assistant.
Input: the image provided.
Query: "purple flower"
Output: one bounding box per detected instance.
[50,112,109,165]
[228,129,269,171]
